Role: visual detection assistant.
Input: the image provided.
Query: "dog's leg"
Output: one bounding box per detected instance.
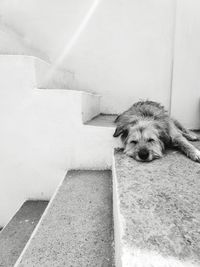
[173,119,199,141]
[172,134,200,162]
[182,132,199,141]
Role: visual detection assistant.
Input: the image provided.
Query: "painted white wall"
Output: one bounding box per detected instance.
[0,0,96,60]
[0,0,175,114]
[0,22,48,60]
[60,0,175,114]
[171,0,200,129]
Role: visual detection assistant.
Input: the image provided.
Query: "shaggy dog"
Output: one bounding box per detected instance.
[113,101,200,162]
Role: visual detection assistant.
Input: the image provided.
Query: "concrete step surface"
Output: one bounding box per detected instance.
[85,114,117,127]
[113,135,200,267]
[0,200,48,267]
[15,170,114,267]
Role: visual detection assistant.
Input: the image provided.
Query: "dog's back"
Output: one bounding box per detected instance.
[115,100,167,123]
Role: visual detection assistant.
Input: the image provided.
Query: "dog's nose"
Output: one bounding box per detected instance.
[138,149,149,160]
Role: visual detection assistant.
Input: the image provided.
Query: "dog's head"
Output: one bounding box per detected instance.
[113,120,169,162]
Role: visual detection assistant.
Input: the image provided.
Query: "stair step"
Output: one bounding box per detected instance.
[15,171,114,267]
[113,136,200,267]
[0,200,48,267]
[71,114,121,169]
[85,114,117,127]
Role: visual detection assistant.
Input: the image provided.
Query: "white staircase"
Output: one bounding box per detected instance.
[0,55,200,267]
[0,55,120,227]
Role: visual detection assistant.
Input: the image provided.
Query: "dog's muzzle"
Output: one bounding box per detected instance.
[138,149,149,161]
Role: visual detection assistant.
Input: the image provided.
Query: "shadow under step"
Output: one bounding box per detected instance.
[0,200,48,267]
[16,170,114,267]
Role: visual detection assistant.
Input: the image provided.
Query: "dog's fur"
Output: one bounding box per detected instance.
[113,101,200,162]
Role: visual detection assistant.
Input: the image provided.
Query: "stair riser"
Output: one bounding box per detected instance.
[70,126,122,169]
[81,92,101,123]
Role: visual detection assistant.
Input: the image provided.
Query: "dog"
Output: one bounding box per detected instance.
[113,101,200,162]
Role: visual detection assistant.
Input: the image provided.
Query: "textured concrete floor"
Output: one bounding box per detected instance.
[114,135,200,266]
[0,200,48,267]
[17,170,114,267]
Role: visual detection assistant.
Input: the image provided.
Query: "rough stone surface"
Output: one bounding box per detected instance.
[114,135,200,265]
[86,114,117,127]
[0,200,48,267]
[17,170,114,267]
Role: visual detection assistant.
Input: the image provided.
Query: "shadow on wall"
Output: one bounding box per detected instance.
[0,19,49,60]
[0,0,98,61]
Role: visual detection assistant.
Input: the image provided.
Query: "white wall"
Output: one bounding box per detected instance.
[171,0,200,129]
[0,0,96,60]
[59,0,175,114]
[0,0,175,114]
[0,24,48,60]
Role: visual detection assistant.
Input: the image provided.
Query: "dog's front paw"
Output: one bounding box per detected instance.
[183,132,200,141]
[190,134,199,141]
[191,149,200,163]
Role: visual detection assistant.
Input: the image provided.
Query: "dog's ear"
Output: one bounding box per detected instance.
[154,123,170,144]
[113,124,129,138]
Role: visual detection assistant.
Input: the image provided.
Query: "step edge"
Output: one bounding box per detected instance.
[112,152,123,267]
[33,87,100,97]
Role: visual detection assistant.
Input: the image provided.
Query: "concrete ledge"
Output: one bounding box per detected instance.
[113,138,200,267]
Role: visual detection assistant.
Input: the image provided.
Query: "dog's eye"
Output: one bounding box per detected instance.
[147,138,154,142]
[130,140,138,144]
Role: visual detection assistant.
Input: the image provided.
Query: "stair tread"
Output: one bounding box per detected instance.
[16,171,114,267]
[114,135,200,266]
[0,200,48,267]
[85,114,117,127]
